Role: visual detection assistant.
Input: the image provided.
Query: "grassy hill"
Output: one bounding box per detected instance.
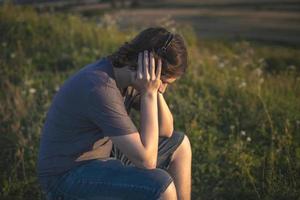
[0,4,300,200]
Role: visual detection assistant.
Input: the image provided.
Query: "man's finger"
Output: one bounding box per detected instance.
[150,51,155,80]
[143,50,149,78]
[156,58,162,80]
[137,52,143,79]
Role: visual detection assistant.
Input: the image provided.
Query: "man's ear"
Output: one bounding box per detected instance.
[130,70,137,84]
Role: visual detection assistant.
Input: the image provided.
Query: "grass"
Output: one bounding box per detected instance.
[0,4,300,200]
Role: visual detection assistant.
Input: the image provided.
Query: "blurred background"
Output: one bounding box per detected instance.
[0,0,299,199]
[8,0,300,44]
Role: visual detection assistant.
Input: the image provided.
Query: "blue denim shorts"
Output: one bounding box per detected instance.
[40,131,185,200]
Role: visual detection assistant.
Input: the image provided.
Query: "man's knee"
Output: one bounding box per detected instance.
[151,168,173,186]
[181,134,192,158]
[172,133,192,161]
[160,180,177,200]
[151,168,176,200]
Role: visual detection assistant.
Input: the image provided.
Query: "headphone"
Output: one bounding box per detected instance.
[157,32,173,56]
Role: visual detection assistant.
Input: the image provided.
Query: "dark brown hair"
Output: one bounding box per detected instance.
[107,27,188,78]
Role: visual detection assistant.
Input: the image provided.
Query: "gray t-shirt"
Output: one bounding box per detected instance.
[37,57,138,177]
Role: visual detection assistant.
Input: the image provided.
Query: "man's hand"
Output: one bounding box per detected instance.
[158,82,168,94]
[131,50,162,95]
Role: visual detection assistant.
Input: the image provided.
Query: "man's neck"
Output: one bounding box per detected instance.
[112,66,130,96]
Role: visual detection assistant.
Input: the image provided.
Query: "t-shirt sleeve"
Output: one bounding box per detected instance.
[87,85,138,137]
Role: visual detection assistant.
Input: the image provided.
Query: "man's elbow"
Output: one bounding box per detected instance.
[135,152,157,169]
[134,157,156,169]
[141,158,157,169]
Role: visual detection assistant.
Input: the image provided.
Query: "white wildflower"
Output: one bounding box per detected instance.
[29,88,36,94]
[253,68,263,77]
[98,13,119,28]
[55,85,60,92]
[238,81,247,88]
[246,137,251,142]
[258,58,265,63]
[242,61,250,67]
[25,79,33,86]
[288,65,296,70]
[259,78,264,84]
[276,149,281,153]
[212,55,218,60]
[43,90,49,96]
[10,53,16,58]
[240,130,246,136]
[218,62,225,68]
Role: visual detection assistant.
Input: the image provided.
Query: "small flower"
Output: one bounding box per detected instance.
[218,62,225,68]
[288,65,296,70]
[258,58,265,63]
[241,61,250,67]
[246,137,251,142]
[238,81,247,88]
[10,53,16,58]
[25,79,33,86]
[253,68,263,77]
[43,90,49,96]
[211,55,218,60]
[55,85,60,92]
[29,88,36,94]
[259,78,264,84]
[240,130,246,136]
[230,125,235,130]
[276,149,281,153]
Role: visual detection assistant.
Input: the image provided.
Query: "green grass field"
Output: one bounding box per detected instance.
[0,4,300,200]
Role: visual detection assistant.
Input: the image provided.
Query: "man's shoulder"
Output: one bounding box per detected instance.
[77,57,117,89]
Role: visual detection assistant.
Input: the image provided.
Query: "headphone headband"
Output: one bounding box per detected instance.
[158,32,173,55]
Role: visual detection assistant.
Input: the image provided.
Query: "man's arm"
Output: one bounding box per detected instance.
[131,92,173,138]
[109,91,159,169]
[158,92,174,138]
[110,51,161,169]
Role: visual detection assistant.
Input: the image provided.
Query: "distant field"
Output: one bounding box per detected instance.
[103,7,299,45]
[9,0,300,45]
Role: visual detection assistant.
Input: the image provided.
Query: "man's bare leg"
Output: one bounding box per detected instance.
[167,134,192,200]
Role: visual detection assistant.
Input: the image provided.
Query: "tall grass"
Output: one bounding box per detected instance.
[1,4,299,200]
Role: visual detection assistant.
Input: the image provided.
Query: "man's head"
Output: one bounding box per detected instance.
[108,27,188,92]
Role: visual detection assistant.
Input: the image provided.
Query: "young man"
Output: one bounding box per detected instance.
[38,27,192,200]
